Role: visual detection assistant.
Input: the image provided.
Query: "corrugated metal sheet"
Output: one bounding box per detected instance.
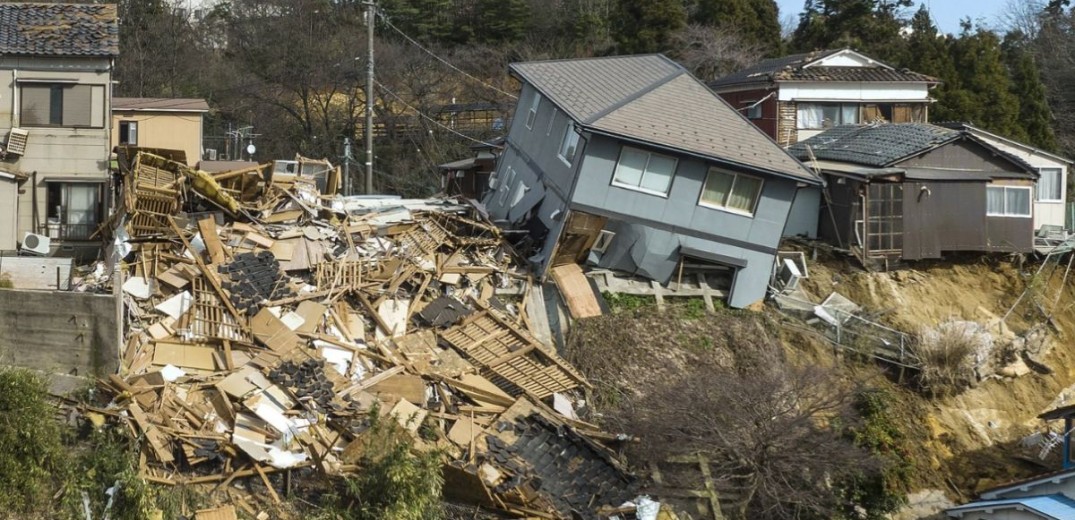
[947,494,1075,519]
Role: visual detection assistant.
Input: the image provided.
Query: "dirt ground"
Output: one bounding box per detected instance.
[800,250,1075,496]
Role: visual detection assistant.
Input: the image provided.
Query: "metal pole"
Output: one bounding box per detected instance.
[364,2,375,195]
[343,137,352,195]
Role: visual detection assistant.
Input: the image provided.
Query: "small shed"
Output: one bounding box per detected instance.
[790,123,1038,261]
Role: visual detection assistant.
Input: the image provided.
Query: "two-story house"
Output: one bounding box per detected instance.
[484,54,821,308]
[708,49,938,147]
[112,97,209,166]
[0,3,118,254]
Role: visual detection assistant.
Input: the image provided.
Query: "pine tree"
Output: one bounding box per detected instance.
[946,22,1024,139]
[612,0,687,54]
[790,0,912,62]
[1003,32,1057,151]
[379,0,456,44]
[690,0,782,55]
[475,0,531,45]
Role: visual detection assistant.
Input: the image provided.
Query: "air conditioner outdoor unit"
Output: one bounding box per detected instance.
[205,148,218,161]
[5,128,28,156]
[20,232,50,255]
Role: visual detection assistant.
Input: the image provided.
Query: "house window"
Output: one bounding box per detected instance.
[20,83,105,128]
[509,181,528,207]
[45,182,103,240]
[558,127,580,165]
[119,120,138,145]
[592,230,615,254]
[612,146,677,196]
[525,92,541,130]
[744,101,762,120]
[986,185,1032,217]
[497,166,517,206]
[797,103,859,130]
[1038,168,1063,202]
[546,108,558,136]
[700,167,764,215]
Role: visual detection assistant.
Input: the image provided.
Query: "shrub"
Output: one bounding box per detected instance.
[912,322,983,396]
[0,368,64,516]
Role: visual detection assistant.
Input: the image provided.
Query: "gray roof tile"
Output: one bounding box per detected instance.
[788,123,958,166]
[0,3,118,57]
[512,54,819,183]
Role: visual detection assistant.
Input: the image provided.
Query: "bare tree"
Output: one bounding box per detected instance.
[623,355,881,520]
[669,24,765,82]
[997,0,1047,38]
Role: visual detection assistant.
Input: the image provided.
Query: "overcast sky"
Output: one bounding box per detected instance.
[774,0,1013,36]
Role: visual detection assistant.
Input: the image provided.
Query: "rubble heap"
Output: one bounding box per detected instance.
[86,150,639,518]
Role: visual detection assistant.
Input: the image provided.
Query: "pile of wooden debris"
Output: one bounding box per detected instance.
[82,150,644,519]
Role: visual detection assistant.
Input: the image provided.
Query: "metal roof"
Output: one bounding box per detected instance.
[112,98,210,112]
[708,48,937,90]
[511,54,820,184]
[946,494,1075,519]
[0,3,118,57]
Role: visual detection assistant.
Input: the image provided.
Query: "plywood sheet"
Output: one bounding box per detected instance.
[250,307,303,352]
[152,342,217,371]
[550,263,602,319]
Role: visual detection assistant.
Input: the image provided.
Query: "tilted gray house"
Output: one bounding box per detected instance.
[484,54,822,308]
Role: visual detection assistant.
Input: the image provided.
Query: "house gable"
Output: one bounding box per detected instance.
[804,49,889,69]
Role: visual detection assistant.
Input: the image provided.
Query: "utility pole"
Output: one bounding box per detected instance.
[343,137,352,195]
[364,1,376,195]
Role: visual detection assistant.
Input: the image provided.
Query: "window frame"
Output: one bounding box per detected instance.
[19,82,105,129]
[1037,167,1063,203]
[986,185,1032,218]
[591,230,615,254]
[525,92,541,130]
[796,102,860,130]
[119,120,139,145]
[558,126,580,166]
[43,181,104,240]
[610,146,678,197]
[698,167,765,216]
[744,101,762,120]
[496,166,517,206]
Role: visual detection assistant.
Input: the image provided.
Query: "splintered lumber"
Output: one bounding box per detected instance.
[439,305,591,399]
[128,402,175,464]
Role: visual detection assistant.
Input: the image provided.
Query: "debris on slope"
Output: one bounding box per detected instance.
[81,150,642,518]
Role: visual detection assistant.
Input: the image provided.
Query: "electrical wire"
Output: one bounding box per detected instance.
[377,12,518,100]
[374,80,500,147]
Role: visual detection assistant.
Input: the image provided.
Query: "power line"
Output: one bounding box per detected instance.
[377,12,518,100]
[374,80,499,147]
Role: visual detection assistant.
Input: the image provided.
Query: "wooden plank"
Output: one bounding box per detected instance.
[698,273,715,313]
[253,463,282,504]
[197,217,226,265]
[128,402,175,463]
[550,263,603,319]
[652,280,665,311]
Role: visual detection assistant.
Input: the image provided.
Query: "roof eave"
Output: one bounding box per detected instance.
[581,125,822,186]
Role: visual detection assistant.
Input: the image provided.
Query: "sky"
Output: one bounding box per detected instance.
[774,0,1013,35]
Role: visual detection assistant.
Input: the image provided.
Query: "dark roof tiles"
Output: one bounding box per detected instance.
[0,3,118,57]
[789,123,959,167]
[708,49,937,89]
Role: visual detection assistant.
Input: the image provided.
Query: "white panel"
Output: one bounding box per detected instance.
[813,54,872,67]
[778,82,930,102]
[90,85,104,127]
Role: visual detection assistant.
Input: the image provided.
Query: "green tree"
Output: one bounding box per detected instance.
[689,0,782,55]
[946,22,1024,139]
[475,0,531,45]
[611,0,687,54]
[0,369,64,515]
[791,0,912,62]
[1003,31,1057,150]
[379,0,457,44]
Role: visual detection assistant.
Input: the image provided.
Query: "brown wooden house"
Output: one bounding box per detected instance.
[789,123,1038,261]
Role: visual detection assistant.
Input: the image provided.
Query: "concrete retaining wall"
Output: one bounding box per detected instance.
[0,289,119,377]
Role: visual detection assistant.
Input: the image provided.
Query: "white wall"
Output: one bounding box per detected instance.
[778,82,930,102]
[970,132,1070,230]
